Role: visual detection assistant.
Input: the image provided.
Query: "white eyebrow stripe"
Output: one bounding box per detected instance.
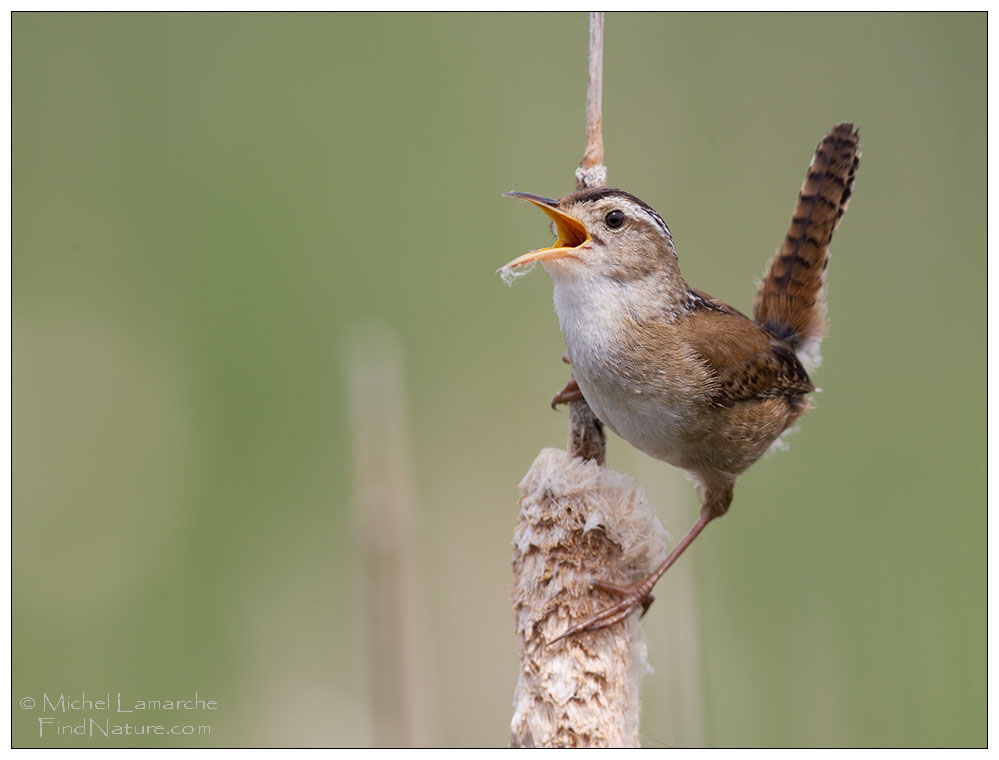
[617,198,672,241]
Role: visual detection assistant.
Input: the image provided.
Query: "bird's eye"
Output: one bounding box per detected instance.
[605,210,625,229]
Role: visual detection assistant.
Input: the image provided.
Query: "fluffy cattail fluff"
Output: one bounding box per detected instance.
[754,122,860,373]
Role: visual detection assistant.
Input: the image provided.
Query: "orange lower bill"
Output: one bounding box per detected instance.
[500,192,591,270]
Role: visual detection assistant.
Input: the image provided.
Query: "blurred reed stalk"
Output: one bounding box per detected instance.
[509,13,670,748]
[346,324,433,747]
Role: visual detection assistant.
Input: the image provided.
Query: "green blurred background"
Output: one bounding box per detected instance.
[13,12,985,748]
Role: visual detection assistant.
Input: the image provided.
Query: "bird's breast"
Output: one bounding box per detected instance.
[551,276,706,468]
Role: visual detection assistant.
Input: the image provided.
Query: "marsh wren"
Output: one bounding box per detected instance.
[500,123,860,641]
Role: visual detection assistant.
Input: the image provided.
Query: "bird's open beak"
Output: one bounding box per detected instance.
[499,192,590,271]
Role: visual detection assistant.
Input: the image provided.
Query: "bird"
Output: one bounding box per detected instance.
[499,123,860,642]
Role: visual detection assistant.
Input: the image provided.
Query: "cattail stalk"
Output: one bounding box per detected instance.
[509,13,669,748]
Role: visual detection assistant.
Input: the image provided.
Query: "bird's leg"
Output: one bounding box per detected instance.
[549,512,713,643]
[551,353,584,408]
[549,482,733,644]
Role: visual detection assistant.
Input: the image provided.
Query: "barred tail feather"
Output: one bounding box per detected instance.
[753,122,860,372]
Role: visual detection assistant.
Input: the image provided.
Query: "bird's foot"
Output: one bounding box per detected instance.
[551,379,584,409]
[548,508,718,645]
[548,578,655,645]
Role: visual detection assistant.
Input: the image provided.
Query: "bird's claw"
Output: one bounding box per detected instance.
[592,579,655,614]
[551,379,584,409]
[547,579,655,646]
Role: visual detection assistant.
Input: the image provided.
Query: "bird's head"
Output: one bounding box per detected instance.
[499,187,682,287]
